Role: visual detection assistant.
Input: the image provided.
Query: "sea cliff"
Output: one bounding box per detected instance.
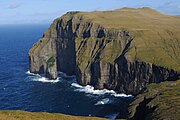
[29,7,180,95]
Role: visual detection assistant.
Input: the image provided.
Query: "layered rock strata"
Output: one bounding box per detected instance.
[29,8,180,95]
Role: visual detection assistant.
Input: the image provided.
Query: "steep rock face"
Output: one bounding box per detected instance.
[56,15,76,75]
[76,35,179,94]
[29,21,58,79]
[29,9,180,95]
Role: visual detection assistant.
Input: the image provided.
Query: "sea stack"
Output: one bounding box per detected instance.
[29,7,180,95]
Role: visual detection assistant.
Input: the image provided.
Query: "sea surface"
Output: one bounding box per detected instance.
[0,24,133,119]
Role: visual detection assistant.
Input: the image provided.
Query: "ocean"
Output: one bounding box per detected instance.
[0,24,132,119]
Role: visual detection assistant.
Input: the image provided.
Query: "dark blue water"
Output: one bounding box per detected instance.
[0,24,132,119]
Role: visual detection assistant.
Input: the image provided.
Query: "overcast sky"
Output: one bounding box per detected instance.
[0,0,180,24]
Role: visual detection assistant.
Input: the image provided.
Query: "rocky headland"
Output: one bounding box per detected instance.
[29,7,180,95]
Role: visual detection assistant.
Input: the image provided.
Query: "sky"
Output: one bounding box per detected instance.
[0,0,180,24]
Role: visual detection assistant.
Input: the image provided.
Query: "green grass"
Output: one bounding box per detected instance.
[129,80,180,119]
[75,7,180,71]
[0,110,107,120]
[47,56,55,67]
[29,7,180,73]
[78,7,180,30]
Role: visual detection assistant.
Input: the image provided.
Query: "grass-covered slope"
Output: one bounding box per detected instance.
[76,7,180,71]
[0,110,107,120]
[128,80,180,120]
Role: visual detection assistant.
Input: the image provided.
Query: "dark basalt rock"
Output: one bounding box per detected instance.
[29,9,180,95]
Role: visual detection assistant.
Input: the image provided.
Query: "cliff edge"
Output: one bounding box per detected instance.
[29,7,180,95]
[128,80,180,120]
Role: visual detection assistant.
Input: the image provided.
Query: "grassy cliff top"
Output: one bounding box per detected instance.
[0,110,107,120]
[77,7,180,30]
[76,7,180,71]
[29,7,180,71]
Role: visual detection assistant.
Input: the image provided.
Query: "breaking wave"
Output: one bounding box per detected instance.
[26,70,41,76]
[26,71,60,83]
[26,70,132,96]
[71,83,132,97]
[32,76,60,83]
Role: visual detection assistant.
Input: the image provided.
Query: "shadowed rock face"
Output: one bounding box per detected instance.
[56,18,76,76]
[29,9,180,95]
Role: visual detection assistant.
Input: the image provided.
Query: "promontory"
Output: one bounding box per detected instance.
[29,7,180,95]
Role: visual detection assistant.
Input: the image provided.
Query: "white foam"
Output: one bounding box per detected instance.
[71,83,83,88]
[71,83,132,97]
[32,77,60,83]
[26,70,41,77]
[95,98,110,105]
[26,71,60,83]
[72,83,115,95]
[113,93,132,97]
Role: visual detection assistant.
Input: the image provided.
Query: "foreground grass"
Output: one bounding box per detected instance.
[0,110,107,120]
[128,80,180,120]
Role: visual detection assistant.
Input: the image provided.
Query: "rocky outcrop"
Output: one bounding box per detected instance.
[29,20,58,79]
[29,8,180,95]
[128,80,180,120]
